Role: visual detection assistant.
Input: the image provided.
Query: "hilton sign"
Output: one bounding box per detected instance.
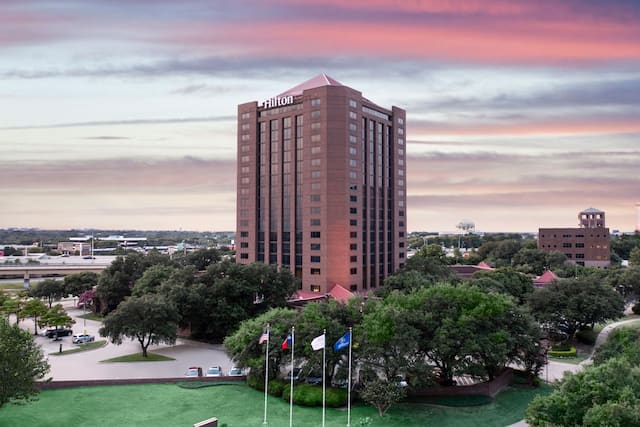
[261,95,294,109]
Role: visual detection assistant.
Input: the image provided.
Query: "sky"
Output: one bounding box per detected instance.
[1,0,639,233]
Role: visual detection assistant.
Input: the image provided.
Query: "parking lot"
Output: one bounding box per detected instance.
[19,299,233,381]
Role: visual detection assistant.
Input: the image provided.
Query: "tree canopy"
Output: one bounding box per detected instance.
[99,294,179,357]
[0,318,50,408]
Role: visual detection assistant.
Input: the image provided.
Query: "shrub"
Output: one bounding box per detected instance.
[268,379,288,397]
[548,347,577,358]
[247,370,262,391]
[632,302,640,315]
[282,384,347,407]
[576,328,598,345]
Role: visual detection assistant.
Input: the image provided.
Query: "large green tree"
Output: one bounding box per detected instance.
[99,294,179,357]
[0,318,50,408]
[28,279,65,308]
[526,357,640,427]
[63,272,98,297]
[40,304,75,338]
[527,276,624,340]
[469,267,533,304]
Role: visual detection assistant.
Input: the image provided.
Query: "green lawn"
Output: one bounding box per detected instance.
[77,312,104,322]
[49,340,107,355]
[0,282,23,291]
[100,352,175,362]
[0,383,551,427]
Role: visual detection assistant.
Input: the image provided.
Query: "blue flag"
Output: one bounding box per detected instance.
[333,330,351,352]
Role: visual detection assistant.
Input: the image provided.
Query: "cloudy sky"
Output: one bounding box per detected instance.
[1,0,639,233]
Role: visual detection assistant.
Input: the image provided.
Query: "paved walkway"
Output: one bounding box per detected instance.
[16,298,234,381]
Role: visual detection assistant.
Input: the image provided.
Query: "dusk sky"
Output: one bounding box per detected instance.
[1,0,639,233]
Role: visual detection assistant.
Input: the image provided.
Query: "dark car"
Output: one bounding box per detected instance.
[305,372,323,385]
[44,327,73,338]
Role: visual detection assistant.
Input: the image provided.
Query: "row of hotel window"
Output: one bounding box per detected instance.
[540,233,608,238]
[541,243,608,248]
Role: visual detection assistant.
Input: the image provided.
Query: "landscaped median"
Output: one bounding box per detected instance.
[49,340,107,355]
[100,352,175,363]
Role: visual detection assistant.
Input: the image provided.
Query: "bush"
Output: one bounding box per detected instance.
[268,379,288,397]
[548,347,577,358]
[247,370,262,391]
[282,384,347,407]
[576,328,598,345]
[632,302,640,315]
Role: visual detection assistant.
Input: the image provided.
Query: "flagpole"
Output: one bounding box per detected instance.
[263,324,269,425]
[322,329,326,427]
[347,327,352,427]
[289,326,295,427]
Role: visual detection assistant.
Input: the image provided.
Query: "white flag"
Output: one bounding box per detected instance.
[311,333,325,351]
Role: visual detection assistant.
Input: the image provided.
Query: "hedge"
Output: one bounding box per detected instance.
[548,347,577,358]
[282,383,347,407]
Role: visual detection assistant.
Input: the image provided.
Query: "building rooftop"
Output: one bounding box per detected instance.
[581,207,604,213]
[278,73,344,97]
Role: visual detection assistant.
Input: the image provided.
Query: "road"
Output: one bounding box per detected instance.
[17,299,234,381]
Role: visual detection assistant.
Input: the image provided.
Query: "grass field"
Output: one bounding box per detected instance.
[0,383,551,427]
[100,352,176,362]
[49,340,107,355]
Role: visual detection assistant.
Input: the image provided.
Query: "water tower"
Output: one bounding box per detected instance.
[456,220,475,249]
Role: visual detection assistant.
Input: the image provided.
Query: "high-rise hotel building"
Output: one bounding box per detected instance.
[236,74,407,294]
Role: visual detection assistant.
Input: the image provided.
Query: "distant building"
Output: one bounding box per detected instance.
[57,241,91,256]
[538,208,610,268]
[236,74,407,293]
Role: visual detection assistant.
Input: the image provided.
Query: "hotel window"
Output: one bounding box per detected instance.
[240,231,249,237]
[310,284,321,292]
[240,177,250,184]
[311,134,321,142]
[563,243,572,248]
[310,206,321,214]
[350,219,357,226]
[350,207,357,214]
[399,231,405,237]
[398,138,404,145]
[310,218,321,226]
[311,243,321,250]
[241,134,250,141]
[349,135,357,144]
[399,169,404,176]
[349,159,357,167]
[349,171,357,179]
[398,179,404,187]
[311,159,321,166]
[311,194,320,202]
[311,122,321,131]
[398,128,404,135]
[241,166,250,174]
[311,98,321,107]
[350,231,357,238]
[240,253,248,259]
[311,268,321,275]
[240,242,249,248]
[239,220,249,227]
[350,268,357,274]
[399,252,405,258]
[398,148,404,155]
[241,145,250,152]
[349,147,357,155]
[349,99,357,108]
[399,210,404,216]
[241,156,250,163]
[311,256,321,263]
[349,123,357,132]
[241,112,250,120]
[398,117,404,125]
[350,243,357,250]
[311,231,321,238]
[311,183,321,190]
[311,146,321,154]
[349,111,357,120]
[576,254,585,259]
[241,123,251,130]
[576,243,585,248]
[398,159,404,165]
[350,195,357,202]
[398,201,404,207]
[350,255,357,262]
[311,171,321,178]
[311,110,321,120]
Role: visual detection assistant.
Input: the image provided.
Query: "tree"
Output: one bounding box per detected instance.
[63,272,98,297]
[629,247,640,266]
[29,279,65,308]
[592,327,640,367]
[1,298,23,325]
[527,277,624,340]
[404,244,453,281]
[526,357,640,427]
[470,267,533,304]
[177,248,221,270]
[131,265,177,296]
[40,304,75,338]
[21,299,48,335]
[0,318,50,408]
[99,294,179,357]
[359,378,407,416]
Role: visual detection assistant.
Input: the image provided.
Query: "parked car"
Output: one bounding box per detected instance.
[44,327,73,339]
[228,367,244,376]
[305,371,323,385]
[185,366,203,377]
[205,366,222,377]
[72,334,95,344]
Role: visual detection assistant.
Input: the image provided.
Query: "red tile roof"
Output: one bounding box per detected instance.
[328,283,355,304]
[278,73,343,97]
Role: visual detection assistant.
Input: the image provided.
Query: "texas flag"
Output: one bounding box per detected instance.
[282,334,292,350]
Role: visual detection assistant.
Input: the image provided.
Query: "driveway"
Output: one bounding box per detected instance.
[18,298,233,381]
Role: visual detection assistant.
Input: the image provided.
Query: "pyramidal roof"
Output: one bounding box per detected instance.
[582,207,604,213]
[278,73,343,97]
